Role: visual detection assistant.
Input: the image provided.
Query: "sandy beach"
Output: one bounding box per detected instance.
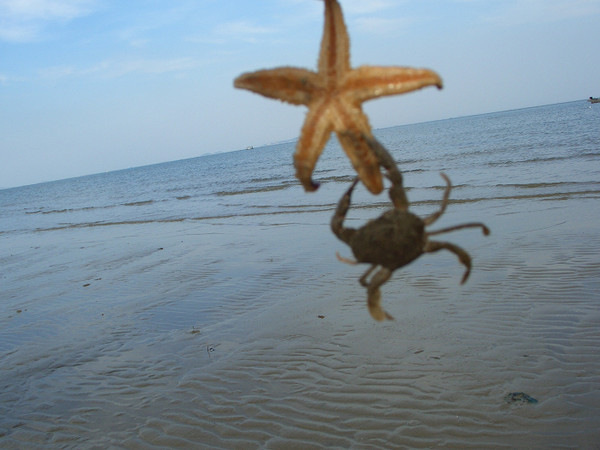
[2,190,600,448]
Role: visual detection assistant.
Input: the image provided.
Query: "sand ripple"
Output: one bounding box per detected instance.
[2,205,600,448]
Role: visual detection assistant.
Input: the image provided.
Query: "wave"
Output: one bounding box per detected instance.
[122,200,155,207]
[29,208,331,233]
[495,181,599,189]
[214,183,295,196]
[23,185,599,235]
[23,198,166,217]
[487,151,600,167]
[212,169,430,197]
[25,205,106,215]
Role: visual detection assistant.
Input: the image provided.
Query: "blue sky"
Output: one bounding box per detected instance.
[1,0,599,188]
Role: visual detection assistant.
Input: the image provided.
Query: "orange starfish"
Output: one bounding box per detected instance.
[234,0,442,194]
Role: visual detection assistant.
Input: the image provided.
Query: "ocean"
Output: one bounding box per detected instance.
[1,100,599,447]
[2,101,598,236]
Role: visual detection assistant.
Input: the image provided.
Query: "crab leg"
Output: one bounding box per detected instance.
[365,135,409,211]
[338,131,409,211]
[330,177,359,244]
[359,265,394,320]
[364,267,394,321]
[424,240,472,284]
[336,252,358,265]
[427,222,490,237]
[423,173,451,226]
[358,264,377,287]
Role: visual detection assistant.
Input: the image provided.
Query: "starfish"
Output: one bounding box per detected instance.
[234,0,442,194]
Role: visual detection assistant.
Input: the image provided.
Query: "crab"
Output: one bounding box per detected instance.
[331,137,490,321]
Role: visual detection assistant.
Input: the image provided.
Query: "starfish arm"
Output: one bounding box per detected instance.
[318,0,350,82]
[294,100,334,191]
[343,66,443,103]
[334,102,384,194]
[336,132,384,195]
[234,67,321,106]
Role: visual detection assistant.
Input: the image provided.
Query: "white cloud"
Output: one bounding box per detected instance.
[196,19,280,45]
[39,57,200,80]
[110,57,199,77]
[331,0,411,35]
[0,0,96,42]
[216,20,276,36]
[483,0,600,26]
[343,0,396,15]
[0,21,35,40]
[0,0,92,19]
[353,16,411,35]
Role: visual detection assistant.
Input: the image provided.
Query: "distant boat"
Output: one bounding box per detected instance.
[246,145,254,150]
[588,97,600,104]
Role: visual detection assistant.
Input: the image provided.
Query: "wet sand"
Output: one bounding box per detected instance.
[1,194,600,448]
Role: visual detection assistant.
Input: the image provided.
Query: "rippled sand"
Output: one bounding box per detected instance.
[1,195,599,448]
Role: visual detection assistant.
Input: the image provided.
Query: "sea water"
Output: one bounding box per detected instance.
[1,100,598,237]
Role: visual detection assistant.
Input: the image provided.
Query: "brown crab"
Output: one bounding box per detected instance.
[331,136,490,321]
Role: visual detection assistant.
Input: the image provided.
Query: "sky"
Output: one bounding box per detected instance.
[1,0,599,189]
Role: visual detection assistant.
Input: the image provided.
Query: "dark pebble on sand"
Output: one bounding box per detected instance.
[504,392,538,404]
